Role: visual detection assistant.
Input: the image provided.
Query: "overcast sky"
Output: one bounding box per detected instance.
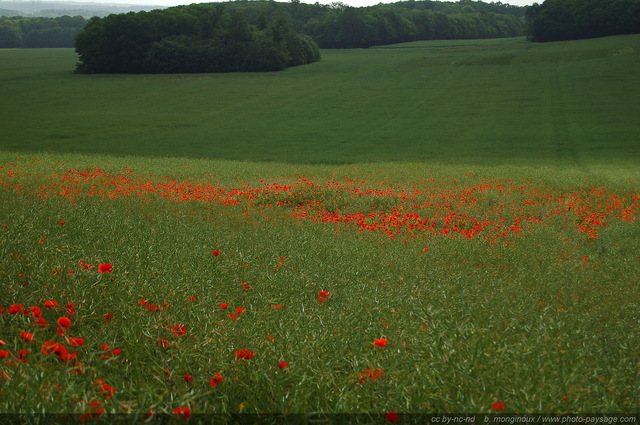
[66,0,536,8]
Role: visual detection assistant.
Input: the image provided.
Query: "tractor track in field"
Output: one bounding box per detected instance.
[547,58,583,167]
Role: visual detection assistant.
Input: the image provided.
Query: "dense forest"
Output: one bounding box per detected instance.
[75,4,321,73]
[0,15,85,47]
[3,0,526,50]
[525,0,640,42]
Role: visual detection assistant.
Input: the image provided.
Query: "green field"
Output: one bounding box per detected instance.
[1,36,639,165]
[0,36,639,419]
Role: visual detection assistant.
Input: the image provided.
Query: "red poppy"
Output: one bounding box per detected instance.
[44,300,58,309]
[317,291,331,304]
[373,338,388,348]
[168,324,186,336]
[159,338,170,348]
[20,331,35,342]
[103,312,113,323]
[67,337,84,347]
[29,306,42,318]
[17,348,28,363]
[0,350,9,359]
[8,304,24,314]
[188,295,196,301]
[57,316,71,330]
[35,317,49,328]
[173,407,191,421]
[183,374,193,383]
[212,250,221,257]
[59,221,65,225]
[234,349,255,361]
[241,282,251,290]
[66,302,76,316]
[273,304,283,309]
[492,402,505,412]
[97,382,116,399]
[209,372,224,387]
[111,348,122,356]
[358,368,385,383]
[235,307,246,315]
[386,412,399,422]
[219,303,229,309]
[138,300,148,306]
[97,263,113,274]
[80,261,93,270]
[278,362,289,369]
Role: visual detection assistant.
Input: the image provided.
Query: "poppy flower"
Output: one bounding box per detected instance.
[168,324,186,336]
[235,307,246,315]
[278,362,289,369]
[234,349,255,361]
[97,382,116,399]
[358,368,385,383]
[183,374,193,383]
[219,303,229,309]
[373,338,388,348]
[111,348,122,356]
[17,349,28,362]
[317,291,331,304]
[173,407,191,421]
[273,304,283,309]
[159,338,170,348]
[241,282,251,290]
[386,412,399,422]
[492,402,505,412]
[66,303,75,316]
[59,221,65,225]
[34,317,48,328]
[57,316,71,330]
[44,300,58,309]
[20,331,35,342]
[80,261,93,270]
[8,304,24,314]
[30,306,42,318]
[0,350,9,359]
[67,337,84,347]
[138,300,148,306]
[103,312,113,323]
[187,295,196,301]
[212,250,221,257]
[97,263,112,274]
[209,372,224,387]
[42,341,64,356]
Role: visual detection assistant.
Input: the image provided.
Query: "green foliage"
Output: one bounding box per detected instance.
[0,15,86,48]
[74,5,321,74]
[525,0,640,42]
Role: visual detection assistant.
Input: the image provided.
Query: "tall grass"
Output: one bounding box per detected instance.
[0,35,639,419]
[0,153,638,417]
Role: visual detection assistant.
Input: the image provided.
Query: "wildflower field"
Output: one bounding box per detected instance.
[1,36,639,421]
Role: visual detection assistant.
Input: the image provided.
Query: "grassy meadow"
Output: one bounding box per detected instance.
[0,35,639,421]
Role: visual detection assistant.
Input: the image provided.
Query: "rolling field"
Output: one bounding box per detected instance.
[0,35,639,420]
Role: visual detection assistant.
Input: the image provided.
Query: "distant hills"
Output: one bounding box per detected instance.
[0,0,165,17]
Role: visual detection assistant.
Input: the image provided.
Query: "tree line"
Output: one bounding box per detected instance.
[74,4,320,73]
[525,0,640,42]
[0,15,85,48]
[2,0,526,50]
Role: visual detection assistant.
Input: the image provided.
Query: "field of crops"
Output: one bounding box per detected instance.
[0,35,639,421]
